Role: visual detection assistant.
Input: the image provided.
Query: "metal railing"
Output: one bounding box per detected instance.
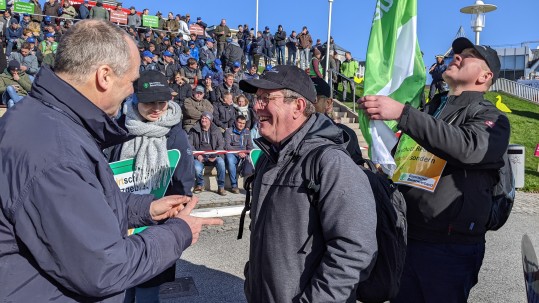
[490,78,539,104]
[328,69,357,112]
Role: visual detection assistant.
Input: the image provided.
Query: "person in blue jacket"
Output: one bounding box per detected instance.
[0,19,221,303]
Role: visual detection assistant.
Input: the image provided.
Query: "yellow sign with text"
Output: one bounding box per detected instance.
[391,134,447,192]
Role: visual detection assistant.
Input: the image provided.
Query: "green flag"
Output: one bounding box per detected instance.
[360,0,426,175]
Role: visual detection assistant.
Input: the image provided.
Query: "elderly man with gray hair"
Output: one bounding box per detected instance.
[239,65,377,302]
[0,19,222,302]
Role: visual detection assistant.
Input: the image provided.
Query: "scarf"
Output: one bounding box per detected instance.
[234,104,250,121]
[120,101,182,191]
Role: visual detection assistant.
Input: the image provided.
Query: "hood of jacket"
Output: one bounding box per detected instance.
[29,66,129,149]
[255,113,345,164]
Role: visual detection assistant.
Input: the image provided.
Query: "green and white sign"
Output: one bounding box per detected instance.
[13,1,34,14]
[0,0,6,11]
[250,149,262,166]
[110,149,181,234]
[142,15,159,28]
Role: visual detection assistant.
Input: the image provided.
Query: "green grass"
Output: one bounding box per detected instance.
[338,87,539,192]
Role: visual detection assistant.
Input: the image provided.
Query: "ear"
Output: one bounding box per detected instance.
[325,98,334,114]
[478,70,493,85]
[293,97,307,119]
[95,65,114,92]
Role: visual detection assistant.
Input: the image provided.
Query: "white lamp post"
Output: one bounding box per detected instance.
[255,0,259,36]
[325,0,334,83]
[460,0,497,45]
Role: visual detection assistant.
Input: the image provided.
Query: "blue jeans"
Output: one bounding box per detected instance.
[6,86,24,108]
[194,157,225,188]
[6,39,16,57]
[391,239,485,303]
[225,153,241,188]
[124,286,160,303]
[276,45,285,65]
[299,48,310,70]
[287,48,297,66]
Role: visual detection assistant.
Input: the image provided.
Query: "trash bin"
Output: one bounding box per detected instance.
[508,144,525,188]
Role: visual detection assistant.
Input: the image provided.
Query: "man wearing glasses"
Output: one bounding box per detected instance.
[239,65,377,302]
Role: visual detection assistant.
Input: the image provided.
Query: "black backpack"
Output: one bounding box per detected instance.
[237,144,407,303]
[304,144,407,303]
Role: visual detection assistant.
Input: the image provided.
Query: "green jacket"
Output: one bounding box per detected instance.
[214,25,231,42]
[340,59,358,78]
[0,69,32,95]
[89,6,109,21]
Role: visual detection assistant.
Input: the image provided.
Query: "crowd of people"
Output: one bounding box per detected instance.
[0,2,514,303]
[0,0,364,108]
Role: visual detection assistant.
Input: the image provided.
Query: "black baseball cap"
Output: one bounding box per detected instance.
[239,65,317,103]
[135,71,172,103]
[452,37,501,84]
[311,77,331,98]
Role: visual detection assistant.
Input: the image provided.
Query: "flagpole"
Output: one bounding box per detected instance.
[325,0,334,82]
[255,0,259,36]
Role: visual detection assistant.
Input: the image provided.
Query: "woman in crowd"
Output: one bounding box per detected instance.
[234,94,257,130]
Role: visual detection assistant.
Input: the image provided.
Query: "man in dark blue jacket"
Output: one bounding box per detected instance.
[0,19,221,303]
[360,37,510,303]
[428,54,448,99]
[224,115,253,193]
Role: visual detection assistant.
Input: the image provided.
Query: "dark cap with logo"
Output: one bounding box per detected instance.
[311,77,331,98]
[135,70,172,103]
[452,37,501,84]
[239,65,317,103]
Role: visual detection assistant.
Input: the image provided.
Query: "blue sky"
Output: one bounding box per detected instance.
[124,0,539,66]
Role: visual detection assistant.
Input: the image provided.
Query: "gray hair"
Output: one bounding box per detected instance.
[55,20,132,83]
[283,89,316,117]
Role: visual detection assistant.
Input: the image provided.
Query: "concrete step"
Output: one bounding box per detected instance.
[0,106,6,118]
[202,166,244,191]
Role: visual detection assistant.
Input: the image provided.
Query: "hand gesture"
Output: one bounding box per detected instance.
[175,196,223,244]
[358,95,405,121]
[238,152,246,158]
[197,155,204,162]
[150,195,191,221]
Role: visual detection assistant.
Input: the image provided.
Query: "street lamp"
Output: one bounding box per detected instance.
[255,0,259,36]
[325,0,334,83]
[460,0,497,45]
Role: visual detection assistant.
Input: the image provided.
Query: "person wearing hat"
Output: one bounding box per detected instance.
[202,59,224,88]
[140,50,158,72]
[199,37,217,67]
[5,19,22,58]
[182,85,214,132]
[214,19,231,58]
[108,70,196,303]
[178,47,192,67]
[127,5,141,28]
[222,36,245,73]
[155,11,165,31]
[38,32,58,67]
[238,64,377,302]
[195,17,207,48]
[158,50,180,82]
[311,77,364,165]
[89,0,109,21]
[309,47,323,79]
[274,25,287,65]
[20,14,32,30]
[359,37,510,302]
[188,40,200,62]
[188,110,227,196]
[0,60,33,108]
[428,54,448,100]
[231,61,244,84]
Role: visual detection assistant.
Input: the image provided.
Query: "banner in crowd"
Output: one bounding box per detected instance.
[109,149,180,235]
[189,23,205,36]
[360,0,426,176]
[13,1,34,14]
[142,15,159,28]
[0,0,6,11]
[110,11,127,25]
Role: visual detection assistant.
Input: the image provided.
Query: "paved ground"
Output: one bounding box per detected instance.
[158,191,539,302]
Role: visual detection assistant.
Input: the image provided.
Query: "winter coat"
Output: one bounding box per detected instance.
[212,101,237,129]
[215,82,241,102]
[214,25,231,42]
[188,122,224,157]
[274,30,286,46]
[8,52,39,75]
[43,1,60,17]
[157,60,180,80]
[181,96,214,131]
[297,31,312,49]
[0,68,32,95]
[244,113,377,303]
[199,45,216,66]
[170,82,192,106]
[397,91,510,244]
[78,4,90,19]
[0,66,192,302]
[165,18,179,32]
[89,6,109,21]
[180,66,201,87]
[222,41,244,68]
[127,13,141,27]
[224,126,253,151]
[286,35,298,51]
[340,59,358,78]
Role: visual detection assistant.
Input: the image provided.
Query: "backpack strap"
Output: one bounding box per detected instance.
[237,174,255,239]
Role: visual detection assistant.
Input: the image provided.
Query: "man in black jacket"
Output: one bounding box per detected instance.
[274,25,286,65]
[360,37,510,303]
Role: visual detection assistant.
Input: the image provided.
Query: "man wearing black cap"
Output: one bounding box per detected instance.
[0,60,32,108]
[428,54,448,100]
[239,65,377,302]
[360,37,510,302]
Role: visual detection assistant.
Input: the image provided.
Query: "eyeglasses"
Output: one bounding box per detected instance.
[255,93,296,106]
